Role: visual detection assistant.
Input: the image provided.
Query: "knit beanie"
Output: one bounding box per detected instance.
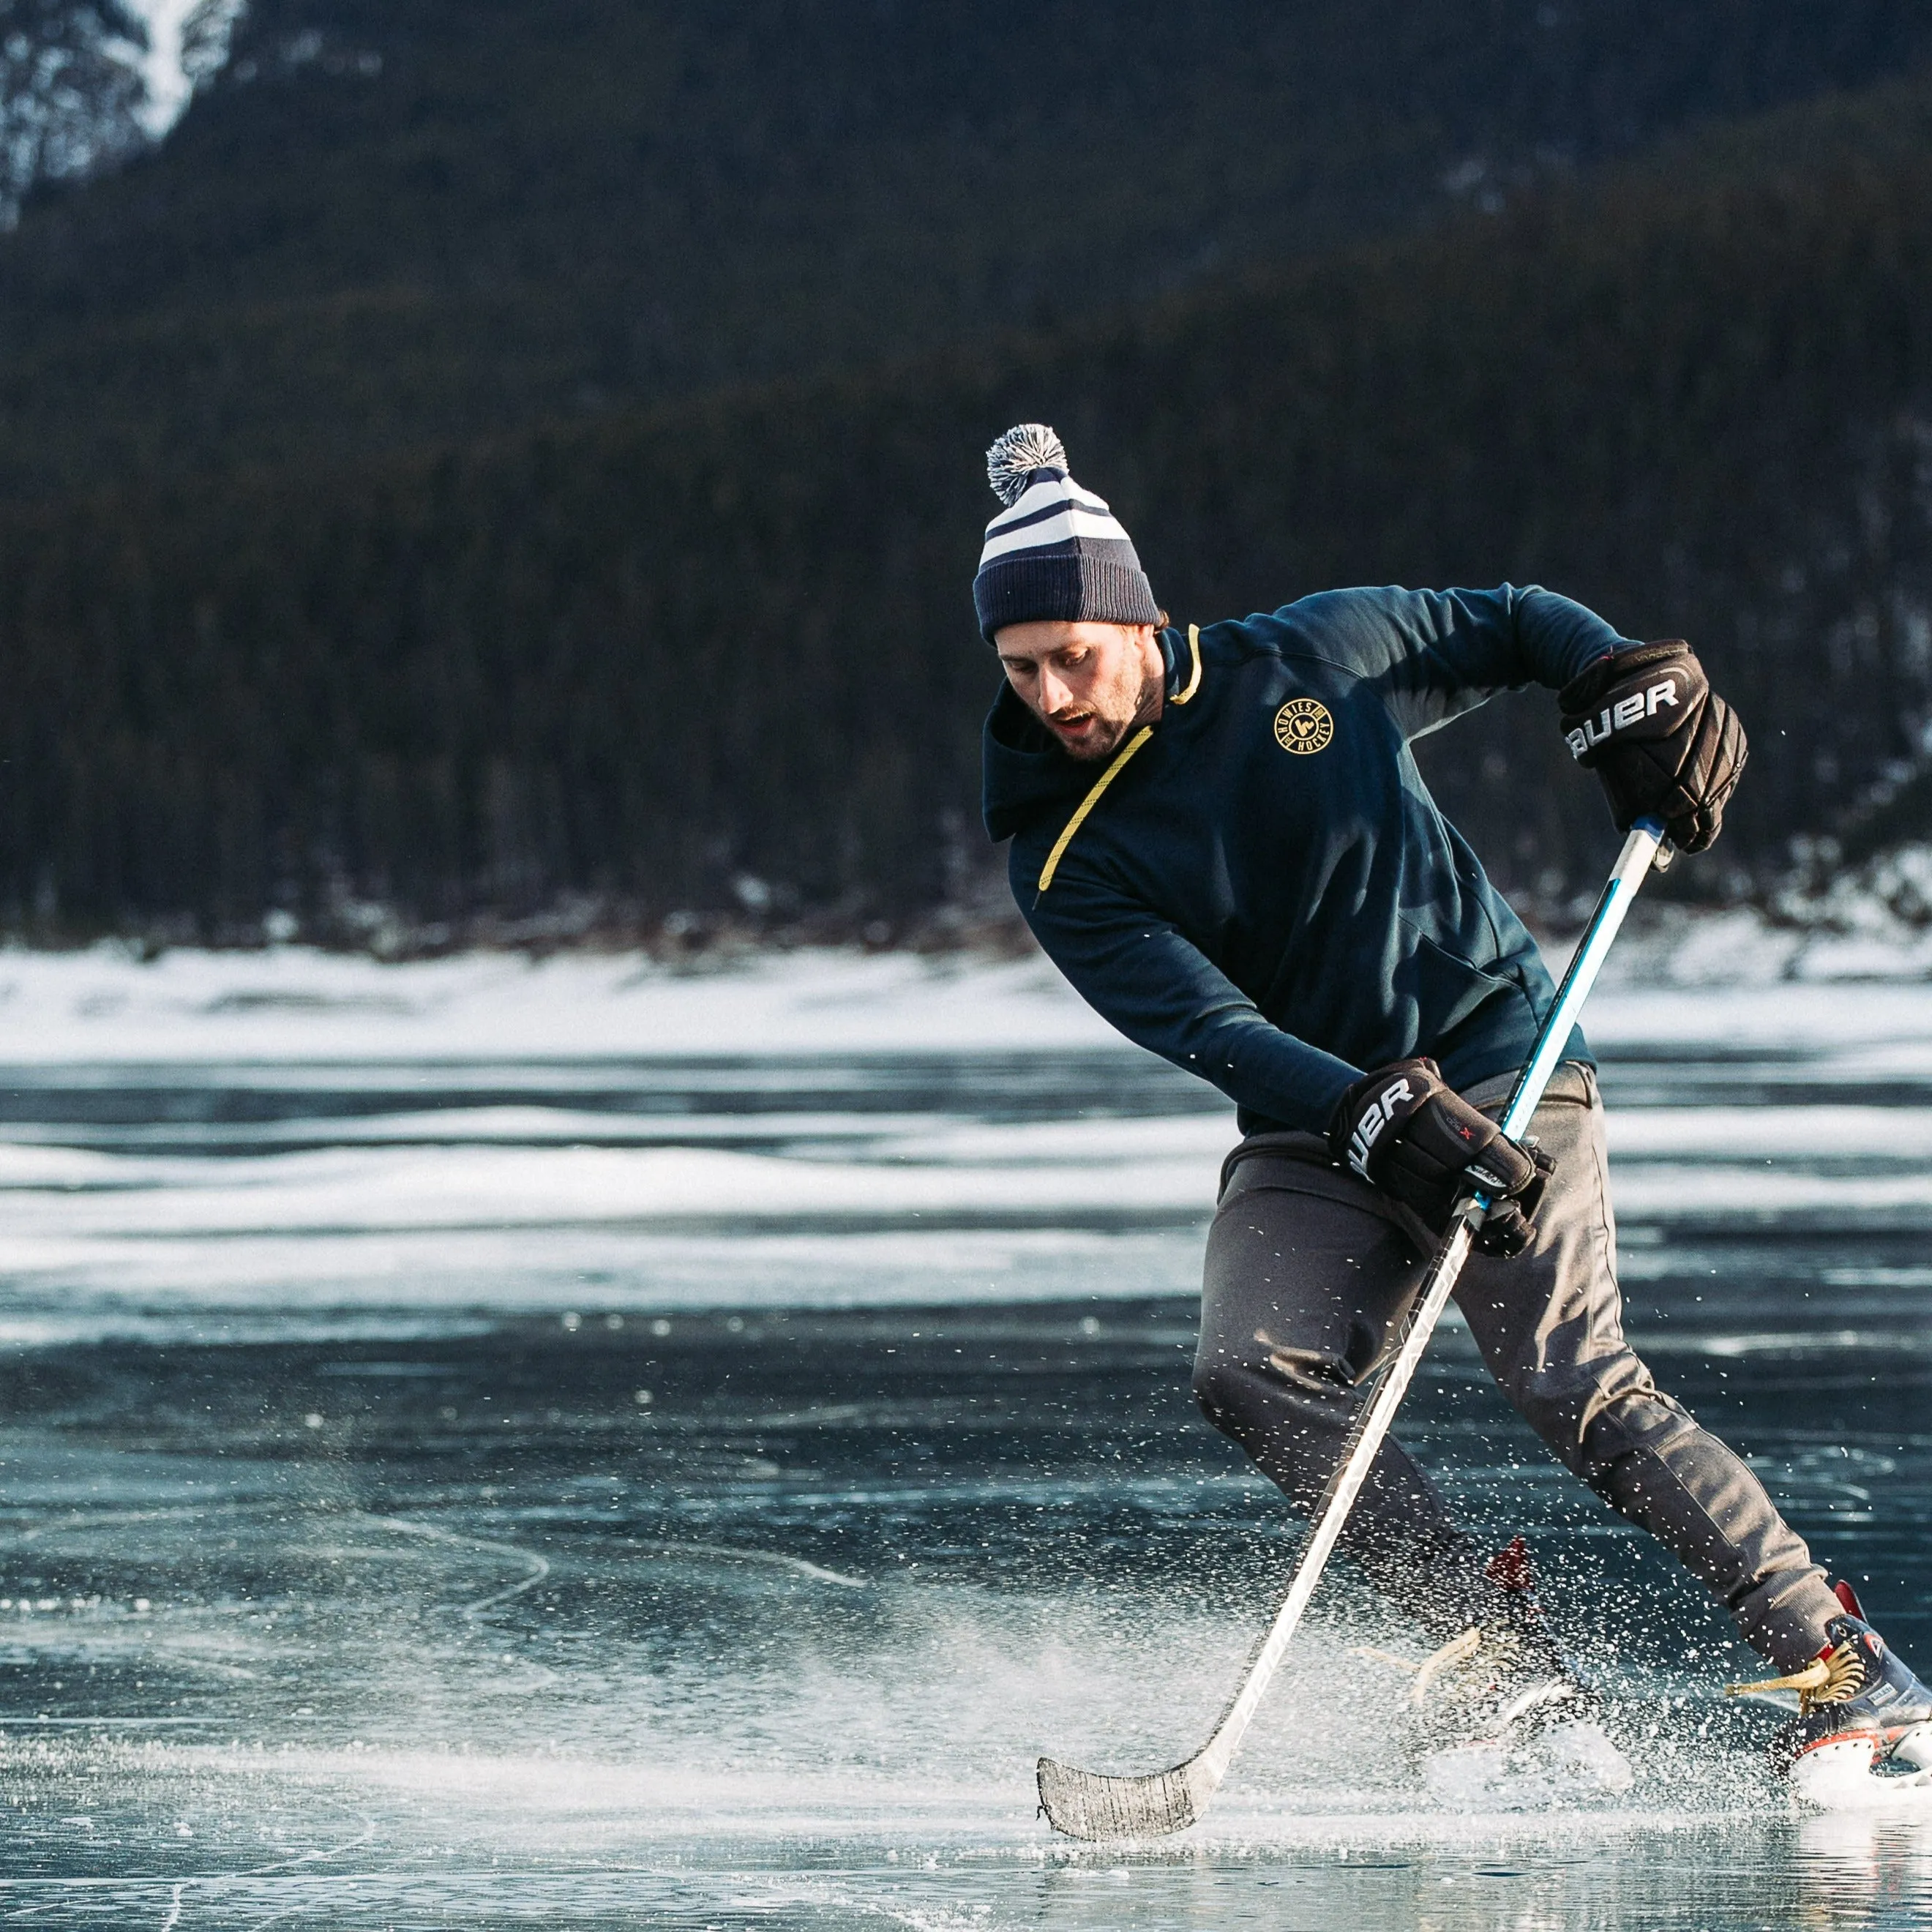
[973,424,1160,643]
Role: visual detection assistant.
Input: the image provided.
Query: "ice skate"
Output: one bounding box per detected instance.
[1365,1540,1633,1800]
[1730,1584,1932,1805]
[1397,1542,1590,1740]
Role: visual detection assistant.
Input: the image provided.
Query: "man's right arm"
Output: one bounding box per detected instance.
[1023,868,1360,1132]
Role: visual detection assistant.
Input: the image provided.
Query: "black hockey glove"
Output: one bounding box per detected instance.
[1328,1057,1555,1259]
[1557,640,1746,855]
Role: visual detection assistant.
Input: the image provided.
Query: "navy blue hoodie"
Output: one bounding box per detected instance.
[981,585,1631,1135]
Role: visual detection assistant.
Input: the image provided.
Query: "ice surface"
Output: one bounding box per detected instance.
[0,1343,1843,1876]
[0,941,1924,1924]
[0,1301,1918,1928]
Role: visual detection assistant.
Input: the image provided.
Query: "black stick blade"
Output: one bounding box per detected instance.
[1036,1754,1210,1840]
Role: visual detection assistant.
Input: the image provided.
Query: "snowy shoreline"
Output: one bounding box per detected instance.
[0,899,1927,1066]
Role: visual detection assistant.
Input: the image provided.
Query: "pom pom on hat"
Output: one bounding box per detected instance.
[986,423,1069,507]
[973,423,1159,641]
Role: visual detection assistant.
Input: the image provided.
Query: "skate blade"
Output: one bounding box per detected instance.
[1422,1718,1633,1808]
[1545,1717,1636,1794]
[1789,1737,1932,1812]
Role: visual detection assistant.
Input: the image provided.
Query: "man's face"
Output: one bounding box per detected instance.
[995,621,1164,762]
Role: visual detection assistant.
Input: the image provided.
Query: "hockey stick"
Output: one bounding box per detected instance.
[1037,816,1669,1839]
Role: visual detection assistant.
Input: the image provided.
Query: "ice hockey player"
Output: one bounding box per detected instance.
[973,422,1931,1783]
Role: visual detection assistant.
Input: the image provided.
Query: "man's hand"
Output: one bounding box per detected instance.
[1328,1057,1553,1258]
[1557,639,1746,855]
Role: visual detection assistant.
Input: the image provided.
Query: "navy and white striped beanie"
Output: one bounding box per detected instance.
[973,424,1161,643]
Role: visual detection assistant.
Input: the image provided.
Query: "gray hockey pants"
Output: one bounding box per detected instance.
[1195,1063,1841,1667]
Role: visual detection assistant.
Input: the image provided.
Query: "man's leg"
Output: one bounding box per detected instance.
[1196,1134,1518,1640]
[1453,1063,1842,1670]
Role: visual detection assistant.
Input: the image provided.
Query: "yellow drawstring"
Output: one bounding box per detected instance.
[1036,724,1155,895]
[1172,623,1204,705]
[1033,626,1204,896]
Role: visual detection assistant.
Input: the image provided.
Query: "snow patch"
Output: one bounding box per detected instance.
[123,0,244,137]
[1599,844,1932,987]
[0,941,1124,1063]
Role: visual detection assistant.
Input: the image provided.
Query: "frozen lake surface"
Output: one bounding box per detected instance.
[0,944,1927,1926]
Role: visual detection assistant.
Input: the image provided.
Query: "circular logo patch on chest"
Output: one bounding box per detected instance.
[1273,697,1333,755]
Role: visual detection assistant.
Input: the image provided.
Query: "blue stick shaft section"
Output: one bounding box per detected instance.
[1498,817,1665,1143]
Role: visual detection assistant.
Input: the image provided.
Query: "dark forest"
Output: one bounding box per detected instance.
[3,1,1932,940]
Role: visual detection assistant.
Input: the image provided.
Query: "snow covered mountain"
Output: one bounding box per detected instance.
[0,0,241,222]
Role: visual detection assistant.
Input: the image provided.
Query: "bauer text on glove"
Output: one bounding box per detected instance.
[1557,639,1746,855]
[1328,1057,1554,1259]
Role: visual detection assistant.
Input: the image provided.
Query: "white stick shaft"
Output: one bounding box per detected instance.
[1191,818,1664,1788]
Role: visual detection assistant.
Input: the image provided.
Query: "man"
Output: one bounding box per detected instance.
[975,421,1930,1778]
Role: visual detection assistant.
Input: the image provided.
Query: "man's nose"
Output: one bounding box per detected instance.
[1039,667,1071,713]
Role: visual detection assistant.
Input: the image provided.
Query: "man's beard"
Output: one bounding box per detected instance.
[1049,663,1164,763]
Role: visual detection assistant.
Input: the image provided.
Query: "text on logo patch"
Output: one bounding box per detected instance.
[1274,698,1333,755]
